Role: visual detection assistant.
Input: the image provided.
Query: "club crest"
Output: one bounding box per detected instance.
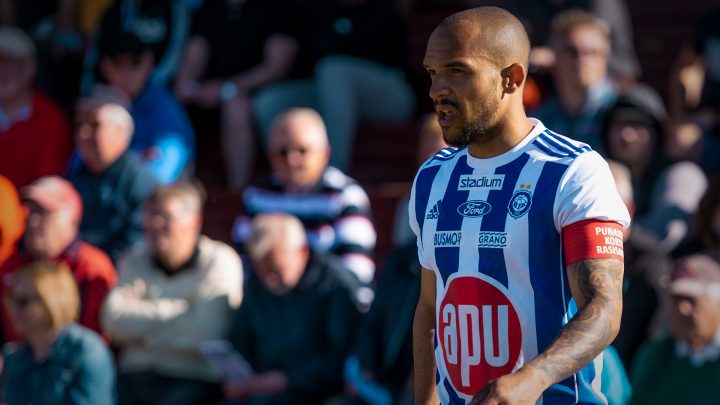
[507,190,532,219]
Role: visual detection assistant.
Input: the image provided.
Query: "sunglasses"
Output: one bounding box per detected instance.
[274,147,313,158]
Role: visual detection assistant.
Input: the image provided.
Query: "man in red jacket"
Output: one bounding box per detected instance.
[0,27,73,188]
[0,176,116,343]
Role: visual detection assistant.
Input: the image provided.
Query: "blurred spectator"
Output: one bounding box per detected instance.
[99,29,195,184]
[505,0,640,82]
[0,175,23,266]
[175,0,297,189]
[254,0,415,172]
[607,161,672,369]
[668,7,720,176]
[602,84,707,255]
[676,175,720,260]
[0,176,116,343]
[224,213,362,404]
[102,181,243,405]
[531,9,617,152]
[0,27,73,188]
[331,244,420,405]
[0,261,115,404]
[81,0,194,93]
[393,114,448,248]
[233,108,377,285]
[66,97,157,262]
[630,254,720,405]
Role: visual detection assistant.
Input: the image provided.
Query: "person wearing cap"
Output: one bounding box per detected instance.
[66,95,158,262]
[630,254,720,405]
[0,27,73,188]
[0,176,117,343]
[602,84,708,255]
[98,30,195,184]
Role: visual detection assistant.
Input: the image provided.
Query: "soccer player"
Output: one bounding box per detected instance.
[411,7,630,405]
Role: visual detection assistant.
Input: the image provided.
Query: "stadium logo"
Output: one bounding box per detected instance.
[434,231,463,247]
[507,190,532,219]
[439,274,522,397]
[478,232,508,248]
[457,174,505,191]
[457,200,492,218]
[426,200,442,220]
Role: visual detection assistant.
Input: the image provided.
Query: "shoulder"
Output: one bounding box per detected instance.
[527,127,594,164]
[198,236,241,268]
[323,167,370,205]
[412,147,463,188]
[74,242,116,276]
[117,244,153,275]
[632,336,675,373]
[56,324,113,367]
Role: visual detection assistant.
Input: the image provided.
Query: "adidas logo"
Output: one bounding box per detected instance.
[426,200,441,220]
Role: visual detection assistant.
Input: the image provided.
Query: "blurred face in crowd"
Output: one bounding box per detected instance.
[6,274,51,339]
[554,24,609,92]
[424,24,504,148]
[669,290,720,350]
[269,111,330,192]
[100,52,154,100]
[607,118,655,172]
[0,51,35,104]
[143,196,201,268]
[23,201,77,260]
[254,243,309,296]
[74,103,133,174]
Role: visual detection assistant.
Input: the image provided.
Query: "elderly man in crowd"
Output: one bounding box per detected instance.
[224,213,362,405]
[233,108,376,285]
[532,9,617,152]
[630,254,720,404]
[0,27,72,188]
[0,176,116,342]
[102,182,243,405]
[66,96,157,262]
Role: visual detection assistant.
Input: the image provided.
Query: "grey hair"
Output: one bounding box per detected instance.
[246,213,307,260]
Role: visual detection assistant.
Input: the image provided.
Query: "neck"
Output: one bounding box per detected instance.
[467,109,534,159]
[0,88,33,117]
[28,328,59,361]
[158,242,197,271]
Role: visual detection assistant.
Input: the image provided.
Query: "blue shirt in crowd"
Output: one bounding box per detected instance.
[0,323,115,405]
[130,84,195,184]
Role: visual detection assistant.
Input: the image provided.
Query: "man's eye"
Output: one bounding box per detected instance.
[449,68,463,74]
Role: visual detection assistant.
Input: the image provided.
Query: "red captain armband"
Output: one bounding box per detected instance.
[563,219,625,265]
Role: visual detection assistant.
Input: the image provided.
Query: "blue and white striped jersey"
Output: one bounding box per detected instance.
[409,118,630,405]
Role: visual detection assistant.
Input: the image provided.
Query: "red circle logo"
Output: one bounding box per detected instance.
[439,275,522,397]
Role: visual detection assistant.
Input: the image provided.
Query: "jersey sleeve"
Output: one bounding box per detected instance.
[554,152,631,231]
[409,167,434,271]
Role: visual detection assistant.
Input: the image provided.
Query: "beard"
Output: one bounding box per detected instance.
[441,97,499,148]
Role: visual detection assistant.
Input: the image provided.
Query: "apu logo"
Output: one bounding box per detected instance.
[508,190,532,219]
[457,200,492,218]
[458,174,505,191]
[440,275,522,397]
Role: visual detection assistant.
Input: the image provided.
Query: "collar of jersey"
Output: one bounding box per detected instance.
[464,117,545,169]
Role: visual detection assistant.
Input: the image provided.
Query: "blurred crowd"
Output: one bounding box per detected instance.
[0,0,719,404]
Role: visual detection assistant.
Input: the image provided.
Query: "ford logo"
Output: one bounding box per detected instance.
[457,200,492,217]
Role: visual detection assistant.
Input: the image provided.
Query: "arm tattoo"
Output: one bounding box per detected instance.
[528,258,623,385]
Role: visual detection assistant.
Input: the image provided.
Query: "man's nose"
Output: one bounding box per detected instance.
[429,77,450,101]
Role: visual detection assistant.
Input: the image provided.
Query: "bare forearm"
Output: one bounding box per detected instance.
[525,259,623,387]
[413,302,439,405]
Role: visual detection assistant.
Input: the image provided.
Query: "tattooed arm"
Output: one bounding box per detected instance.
[472,258,624,405]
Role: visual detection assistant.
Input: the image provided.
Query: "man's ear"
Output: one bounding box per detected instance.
[501,63,526,94]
